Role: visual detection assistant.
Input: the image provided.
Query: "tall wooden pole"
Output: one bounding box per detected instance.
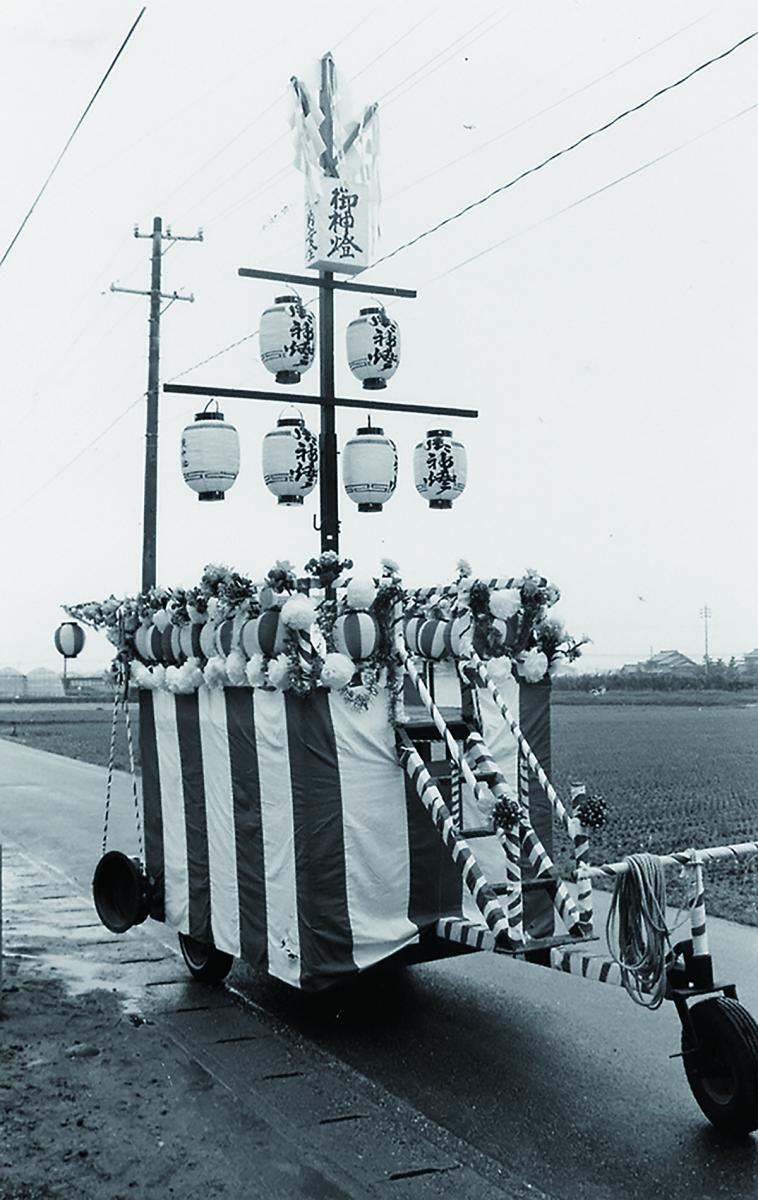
[142,216,163,592]
[318,54,340,555]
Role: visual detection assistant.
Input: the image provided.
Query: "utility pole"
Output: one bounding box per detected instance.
[700,603,712,672]
[112,217,202,591]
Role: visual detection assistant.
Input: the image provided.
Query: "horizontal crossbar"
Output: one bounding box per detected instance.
[163,383,478,419]
[238,266,417,299]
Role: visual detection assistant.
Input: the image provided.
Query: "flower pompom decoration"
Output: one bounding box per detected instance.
[206,596,220,621]
[516,648,549,683]
[489,589,521,621]
[280,594,317,631]
[203,655,228,689]
[225,649,247,687]
[346,577,377,611]
[132,662,165,690]
[267,652,291,691]
[575,794,608,831]
[152,609,171,632]
[245,654,267,688]
[319,652,355,690]
[492,796,521,833]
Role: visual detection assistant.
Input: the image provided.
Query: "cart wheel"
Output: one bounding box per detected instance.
[682,997,758,1135]
[178,933,233,984]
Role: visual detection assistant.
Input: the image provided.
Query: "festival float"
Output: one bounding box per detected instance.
[64,53,758,1136]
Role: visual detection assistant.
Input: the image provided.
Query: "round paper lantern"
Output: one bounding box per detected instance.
[255,610,286,657]
[262,416,318,507]
[134,623,162,663]
[342,426,397,512]
[414,429,467,509]
[404,616,424,655]
[199,621,218,660]
[215,619,236,657]
[346,307,400,390]
[160,625,181,665]
[417,619,452,660]
[449,612,472,657]
[181,409,240,502]
[169,625,186,665]
[54,621,85,659]
[179,623,204,660]
[334,612,378,661]
[259,295,315,384]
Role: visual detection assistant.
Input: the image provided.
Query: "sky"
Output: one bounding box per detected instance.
[1,0,757,675]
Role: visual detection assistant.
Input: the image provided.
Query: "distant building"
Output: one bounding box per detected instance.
[25,667,65,699]
[742,649,758,681]
[619,650,700,677]
[0,666,25,699]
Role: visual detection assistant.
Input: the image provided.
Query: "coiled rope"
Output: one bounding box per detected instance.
[605,853,672,1010]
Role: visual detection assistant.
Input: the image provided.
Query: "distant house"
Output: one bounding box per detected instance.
[25,667,65,699]
[742,649,758,681]
[0,666,25,700]
[620,650,700,678]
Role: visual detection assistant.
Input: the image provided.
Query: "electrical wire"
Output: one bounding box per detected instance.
[430,95,758,282]
[0,7,146,273]
[369,28,758,271]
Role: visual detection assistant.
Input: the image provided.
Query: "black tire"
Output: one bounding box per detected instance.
[682,997,758,1135]
[178,932,234,984]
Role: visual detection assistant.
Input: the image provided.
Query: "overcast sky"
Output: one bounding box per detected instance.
[1,0,757,674]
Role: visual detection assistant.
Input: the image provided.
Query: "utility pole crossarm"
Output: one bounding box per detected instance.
[111,283,194,302]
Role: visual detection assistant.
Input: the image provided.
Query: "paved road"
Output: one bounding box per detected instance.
[2,739,758,1200]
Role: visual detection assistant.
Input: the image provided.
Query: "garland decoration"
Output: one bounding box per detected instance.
[575,793,609,831]
[492,796,522,833]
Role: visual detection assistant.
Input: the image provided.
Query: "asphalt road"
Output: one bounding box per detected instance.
[2,738,757,1200]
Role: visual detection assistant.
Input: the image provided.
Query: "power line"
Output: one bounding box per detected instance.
[0,7,146,273]
[369,28,758,271]
[430,96,758,282]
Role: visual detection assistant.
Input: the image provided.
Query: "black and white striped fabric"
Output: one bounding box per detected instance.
[139,668,552,990]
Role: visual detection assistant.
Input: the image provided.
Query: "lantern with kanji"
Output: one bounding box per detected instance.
[342,426,397,512]
[181,407,240,501]
[414,429,467,509]
[54,621,85,660]
[259,295,315,385]
[262,415,318,506]
[346,307,400,390]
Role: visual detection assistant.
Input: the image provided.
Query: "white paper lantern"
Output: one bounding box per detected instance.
[346,307,400,390]
[54,621,85,659]
[181,409,240,502]
[342,426,397,512]
[262,416,318,506]
[413,429,467,510]
[259,295,315,385]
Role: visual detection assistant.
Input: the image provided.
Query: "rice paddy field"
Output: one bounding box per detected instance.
[1,694,756,924]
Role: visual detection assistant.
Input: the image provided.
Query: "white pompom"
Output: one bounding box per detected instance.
[489,589,521,621]
[346,577,377,611]
[280,594,317,631]
[319,652,355,689]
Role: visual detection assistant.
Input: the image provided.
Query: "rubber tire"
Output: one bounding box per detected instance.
[178,932,234,984]
[682,997,758,1135]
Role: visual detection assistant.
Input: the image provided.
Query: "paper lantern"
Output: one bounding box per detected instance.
[199,621,218,660]
[160,625,181,666]
[179,623,204,660]
[54,621,85,659]
[449,612,473,657]
[346,307,400,390]
[262,416,318,507]
[255,611,286,657]
[169,625,186,665]
[403,616,424,655]
[134,623,162,663]
[417,619,452,660]
[342,426,397,512]
[334,612,378,660]
[215,619,236,657]
[414,429,467,509]
[181,409,240,502]
[259,295,315,384]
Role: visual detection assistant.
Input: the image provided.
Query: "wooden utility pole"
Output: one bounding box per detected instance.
[112,218,201,590]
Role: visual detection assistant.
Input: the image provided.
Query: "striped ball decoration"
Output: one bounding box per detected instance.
[181,408,240,502]
[179,622,204,660]
[169,625,186,665]
[214,619,236,658]
[262,416,318,507]
[243,610,286,658]
[403,616,424,655]
[259,295,315,385]
[334,611,379,661]
[199,621,219,660]
[449,612,473,657]
[346,307,400,390]
[134,622,163,663]
[342,425,397,512]
[54,621,85,659]
[414,429,467,509]
[160,625,181,666]
[417,619,452,660]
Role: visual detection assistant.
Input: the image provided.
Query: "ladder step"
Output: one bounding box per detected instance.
[460,827,495,839]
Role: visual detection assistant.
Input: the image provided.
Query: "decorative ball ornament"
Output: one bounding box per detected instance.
[54,621,85,659]
[417,619,452,660]
[215,619,236,658]
[575,794,608,831]
[169,625,186,665]
[160,625,181,666]
[334,612,379,661]
[403,616,424,655]
[262,416,318,507]
[134,623,162,663]
[449,612,472,657]
[255,610,286,657]
[259,295,315,385]
[346,307,400,390]
[181,408,240,502]
[342,425,397,512]
[414,429,467,509]
[199,621,218,660]
[179,623,204,660]
[493,796,521,833]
